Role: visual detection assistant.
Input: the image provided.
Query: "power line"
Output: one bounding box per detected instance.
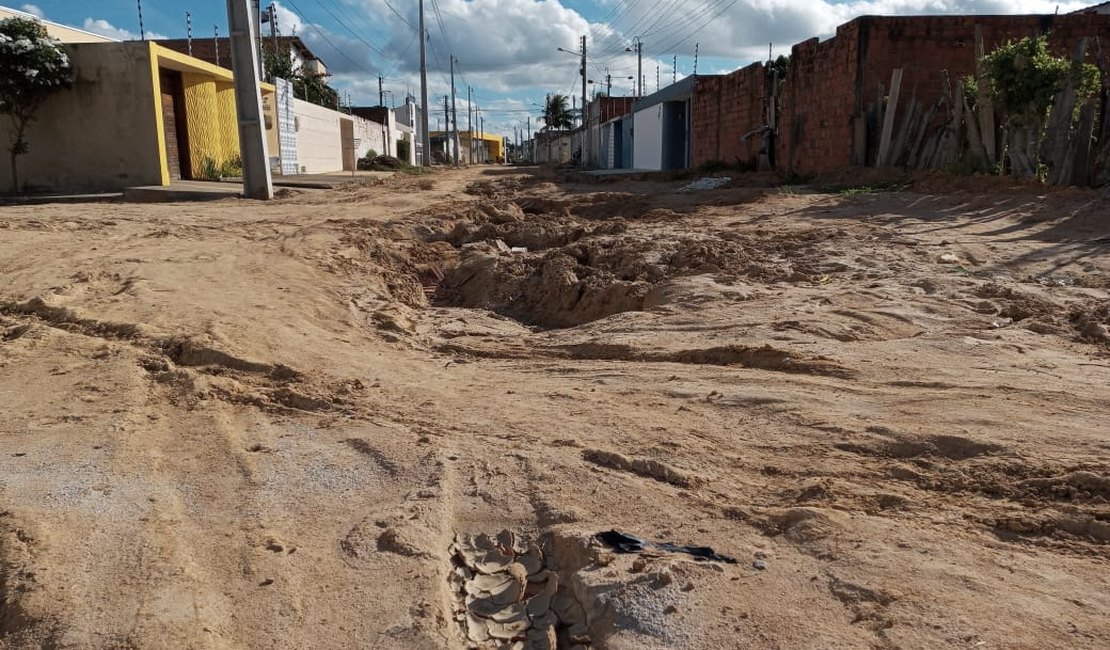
[308,0,392,62]
[654,0,741,55]
[281,0,377,74]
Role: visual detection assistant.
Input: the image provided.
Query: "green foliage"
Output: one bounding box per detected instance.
[543,94,574,131]
[198,156,220,181]
[219,154,242,178]
[396,139,411,162]
[263,40,296,81]
[961,74,979,113]
[365,148,378,159]
[769,54,789,82]
[195,155,241,180]
[264,39,339,110]
[981,35,1099,127]
[0,16,72,191]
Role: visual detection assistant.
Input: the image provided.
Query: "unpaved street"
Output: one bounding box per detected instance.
[1,168,1108,649]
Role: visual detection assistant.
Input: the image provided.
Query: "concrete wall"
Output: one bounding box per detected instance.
[633,106,663,170]
[292,98,345,173]
[0,41,163,193]
[535,133,572,163]
[353,116,389,161]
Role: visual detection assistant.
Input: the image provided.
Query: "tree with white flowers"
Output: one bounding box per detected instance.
[0,16,71,193]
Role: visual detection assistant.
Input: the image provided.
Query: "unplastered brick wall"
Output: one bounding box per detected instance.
[691,63,766,168]
[778,20,863,176]
[777,14,1110,175]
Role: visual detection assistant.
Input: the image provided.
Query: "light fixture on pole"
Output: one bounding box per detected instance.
[625,37,643,98]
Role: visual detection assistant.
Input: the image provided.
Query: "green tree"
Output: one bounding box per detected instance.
[0,17,71,192]
[263,39,296,82]
[542,94,573,131]
[981,35,1099,176]
[264,39,338,109]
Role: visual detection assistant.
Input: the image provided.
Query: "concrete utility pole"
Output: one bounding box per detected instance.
[673,55,677,83]
[186,12,192,55]
[479,114,484,163]
[467,85,473,164]
[225,0,273,199]
[656,65,660,92]
[444,94,450,162]
[136,0,145,40]
[378,75,384,106]
[418,0,431,166]
[627,37,643,98]
[269,4,278,77]
[214,25,220,66]
[450,56,460,165]
[251,0,263,81]
[580,34,588,166]
[526,116,531,163]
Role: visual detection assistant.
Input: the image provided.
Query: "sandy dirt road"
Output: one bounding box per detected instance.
[1,167,1108,649]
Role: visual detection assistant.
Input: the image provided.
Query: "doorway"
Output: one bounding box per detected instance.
[158,69,190,180]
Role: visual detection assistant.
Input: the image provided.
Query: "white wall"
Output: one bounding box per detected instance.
[633,106,663,170]
[292,98,344,173]
[352,115,388,160]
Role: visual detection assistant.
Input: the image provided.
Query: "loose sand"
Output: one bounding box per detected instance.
[1,168,1108,649]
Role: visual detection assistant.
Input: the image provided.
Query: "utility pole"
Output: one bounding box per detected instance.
[656,65,660,92]
[580,34,588,166]
[526,116,531,163]
[378,75,384,106]
[479,114,484,163]
[137,0,145,40]
[694,42,699,76]
[186,12,192,55]
[418,0,431,166]
[673,55,677,83]
[444,95,451,162]
[269,4,278,77]
[606,73,612,96]
[467,85,473,164]
[214,25,220,66]
[628,37,642,98]
[450,56,460,166]
[638,40,643,97]
[251,0,263,81]
[225,0,272,199]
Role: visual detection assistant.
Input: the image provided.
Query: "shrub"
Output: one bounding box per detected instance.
[0,16,72,192]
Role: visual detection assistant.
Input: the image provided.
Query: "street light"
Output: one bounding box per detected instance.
[588,67,634,96]
[625,36,643,98]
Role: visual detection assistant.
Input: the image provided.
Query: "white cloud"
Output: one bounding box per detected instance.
[594,0,1097,62]
[81,18,166,41]
[267,0,1103,137]
[20,4,45,18]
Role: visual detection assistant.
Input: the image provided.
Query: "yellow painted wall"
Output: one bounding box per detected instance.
[182,74,226,177]
[216,82,241,164]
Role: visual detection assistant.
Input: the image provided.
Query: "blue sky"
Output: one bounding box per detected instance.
[9,0,1099,137]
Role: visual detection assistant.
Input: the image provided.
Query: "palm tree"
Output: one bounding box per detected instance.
[543,94,574,131]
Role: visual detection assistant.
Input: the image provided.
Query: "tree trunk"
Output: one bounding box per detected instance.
[8,112,29,194]
[9,148,17,194]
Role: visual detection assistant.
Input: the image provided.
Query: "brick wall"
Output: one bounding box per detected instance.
[777,14,1110,175]
[778,20,864,176]
[691,63,766,168]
